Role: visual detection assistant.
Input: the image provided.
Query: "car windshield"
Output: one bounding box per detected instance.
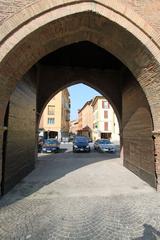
[45,139,57,144]
[99,140,111,144]
[75,138,88,144]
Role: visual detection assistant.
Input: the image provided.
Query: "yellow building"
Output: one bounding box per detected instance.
[77,100,93,139]
[39,89,70,141]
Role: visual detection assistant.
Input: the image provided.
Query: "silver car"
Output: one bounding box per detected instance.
[94,139,116,153]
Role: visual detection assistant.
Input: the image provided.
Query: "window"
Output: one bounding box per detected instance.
[104,122,108,131]
[48,118,55,124]
[99,139,111,144]
[64,102,70,109]
[94,111,98,120]
[66,113,70,121]
[102,100,108,109]
[48,105,55,115]
[104,111,108,118]
[45,139,58,144]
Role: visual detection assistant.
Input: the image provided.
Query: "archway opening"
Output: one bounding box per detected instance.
[1,40,156,194]
[38,82,120,152]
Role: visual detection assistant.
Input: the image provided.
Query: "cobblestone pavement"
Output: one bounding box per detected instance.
[0,144,160,240]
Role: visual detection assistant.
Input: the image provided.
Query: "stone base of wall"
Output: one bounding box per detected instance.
[2,163,35,194]
[124,160,156,188]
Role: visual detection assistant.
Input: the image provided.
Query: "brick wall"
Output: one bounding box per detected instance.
[122,73,156,187]
[0,0,160,192]
[0,0,38,24]
[1,0,160,33]
[1,67,37,194]
[121,0,160,32]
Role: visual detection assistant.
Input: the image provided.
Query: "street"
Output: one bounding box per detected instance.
[0,143,160,240]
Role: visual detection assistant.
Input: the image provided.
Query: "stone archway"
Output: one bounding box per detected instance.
[0,1,160,193]
[36,62,155,188]
[37,66,122,128]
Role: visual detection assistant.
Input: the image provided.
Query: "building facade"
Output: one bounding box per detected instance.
[75,96,119,142]
[69,120,79,135]
[92,96,119,141]
[39,89,70,141]
[77,100,93,139]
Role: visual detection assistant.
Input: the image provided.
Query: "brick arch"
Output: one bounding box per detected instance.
[0,1,160,191]
[0,2,160,129]
[1,0,160,48]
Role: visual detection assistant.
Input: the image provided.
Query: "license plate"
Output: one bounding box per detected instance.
[80,148,83,151]
[104,149,109,152]
[47,150,51,152]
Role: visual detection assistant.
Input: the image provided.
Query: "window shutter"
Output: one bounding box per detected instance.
[104,111,108,118]
[104,122,108,131]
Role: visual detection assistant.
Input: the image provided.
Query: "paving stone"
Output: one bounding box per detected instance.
[0,147,160,239]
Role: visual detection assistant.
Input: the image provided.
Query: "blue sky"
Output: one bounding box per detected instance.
[68,83,102,120]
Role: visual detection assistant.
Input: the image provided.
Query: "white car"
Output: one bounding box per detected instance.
[94,139,116,153]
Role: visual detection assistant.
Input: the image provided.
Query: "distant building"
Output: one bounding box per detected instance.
[78,109,82,132]
[77,100,93,139]
[69,120,78,135]
[91,96,119,141]
[72,96,119,141]
[39,89,70,141]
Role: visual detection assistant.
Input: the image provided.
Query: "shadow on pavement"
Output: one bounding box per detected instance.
[0,148,120,207]
[133,224,160,240]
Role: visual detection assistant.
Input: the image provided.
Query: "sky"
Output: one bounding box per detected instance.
[68,83,102,120]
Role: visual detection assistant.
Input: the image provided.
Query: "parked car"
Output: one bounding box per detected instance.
[42,138,60,153]
[94,139,116,153]
[73,136,90,153]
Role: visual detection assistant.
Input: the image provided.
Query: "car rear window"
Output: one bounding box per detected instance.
[45,139,57,144]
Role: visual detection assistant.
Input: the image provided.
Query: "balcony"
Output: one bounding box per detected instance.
[66,114,70,121]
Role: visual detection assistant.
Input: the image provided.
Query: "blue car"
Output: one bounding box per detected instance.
[73,136,90,153]
[42,139,60,153]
